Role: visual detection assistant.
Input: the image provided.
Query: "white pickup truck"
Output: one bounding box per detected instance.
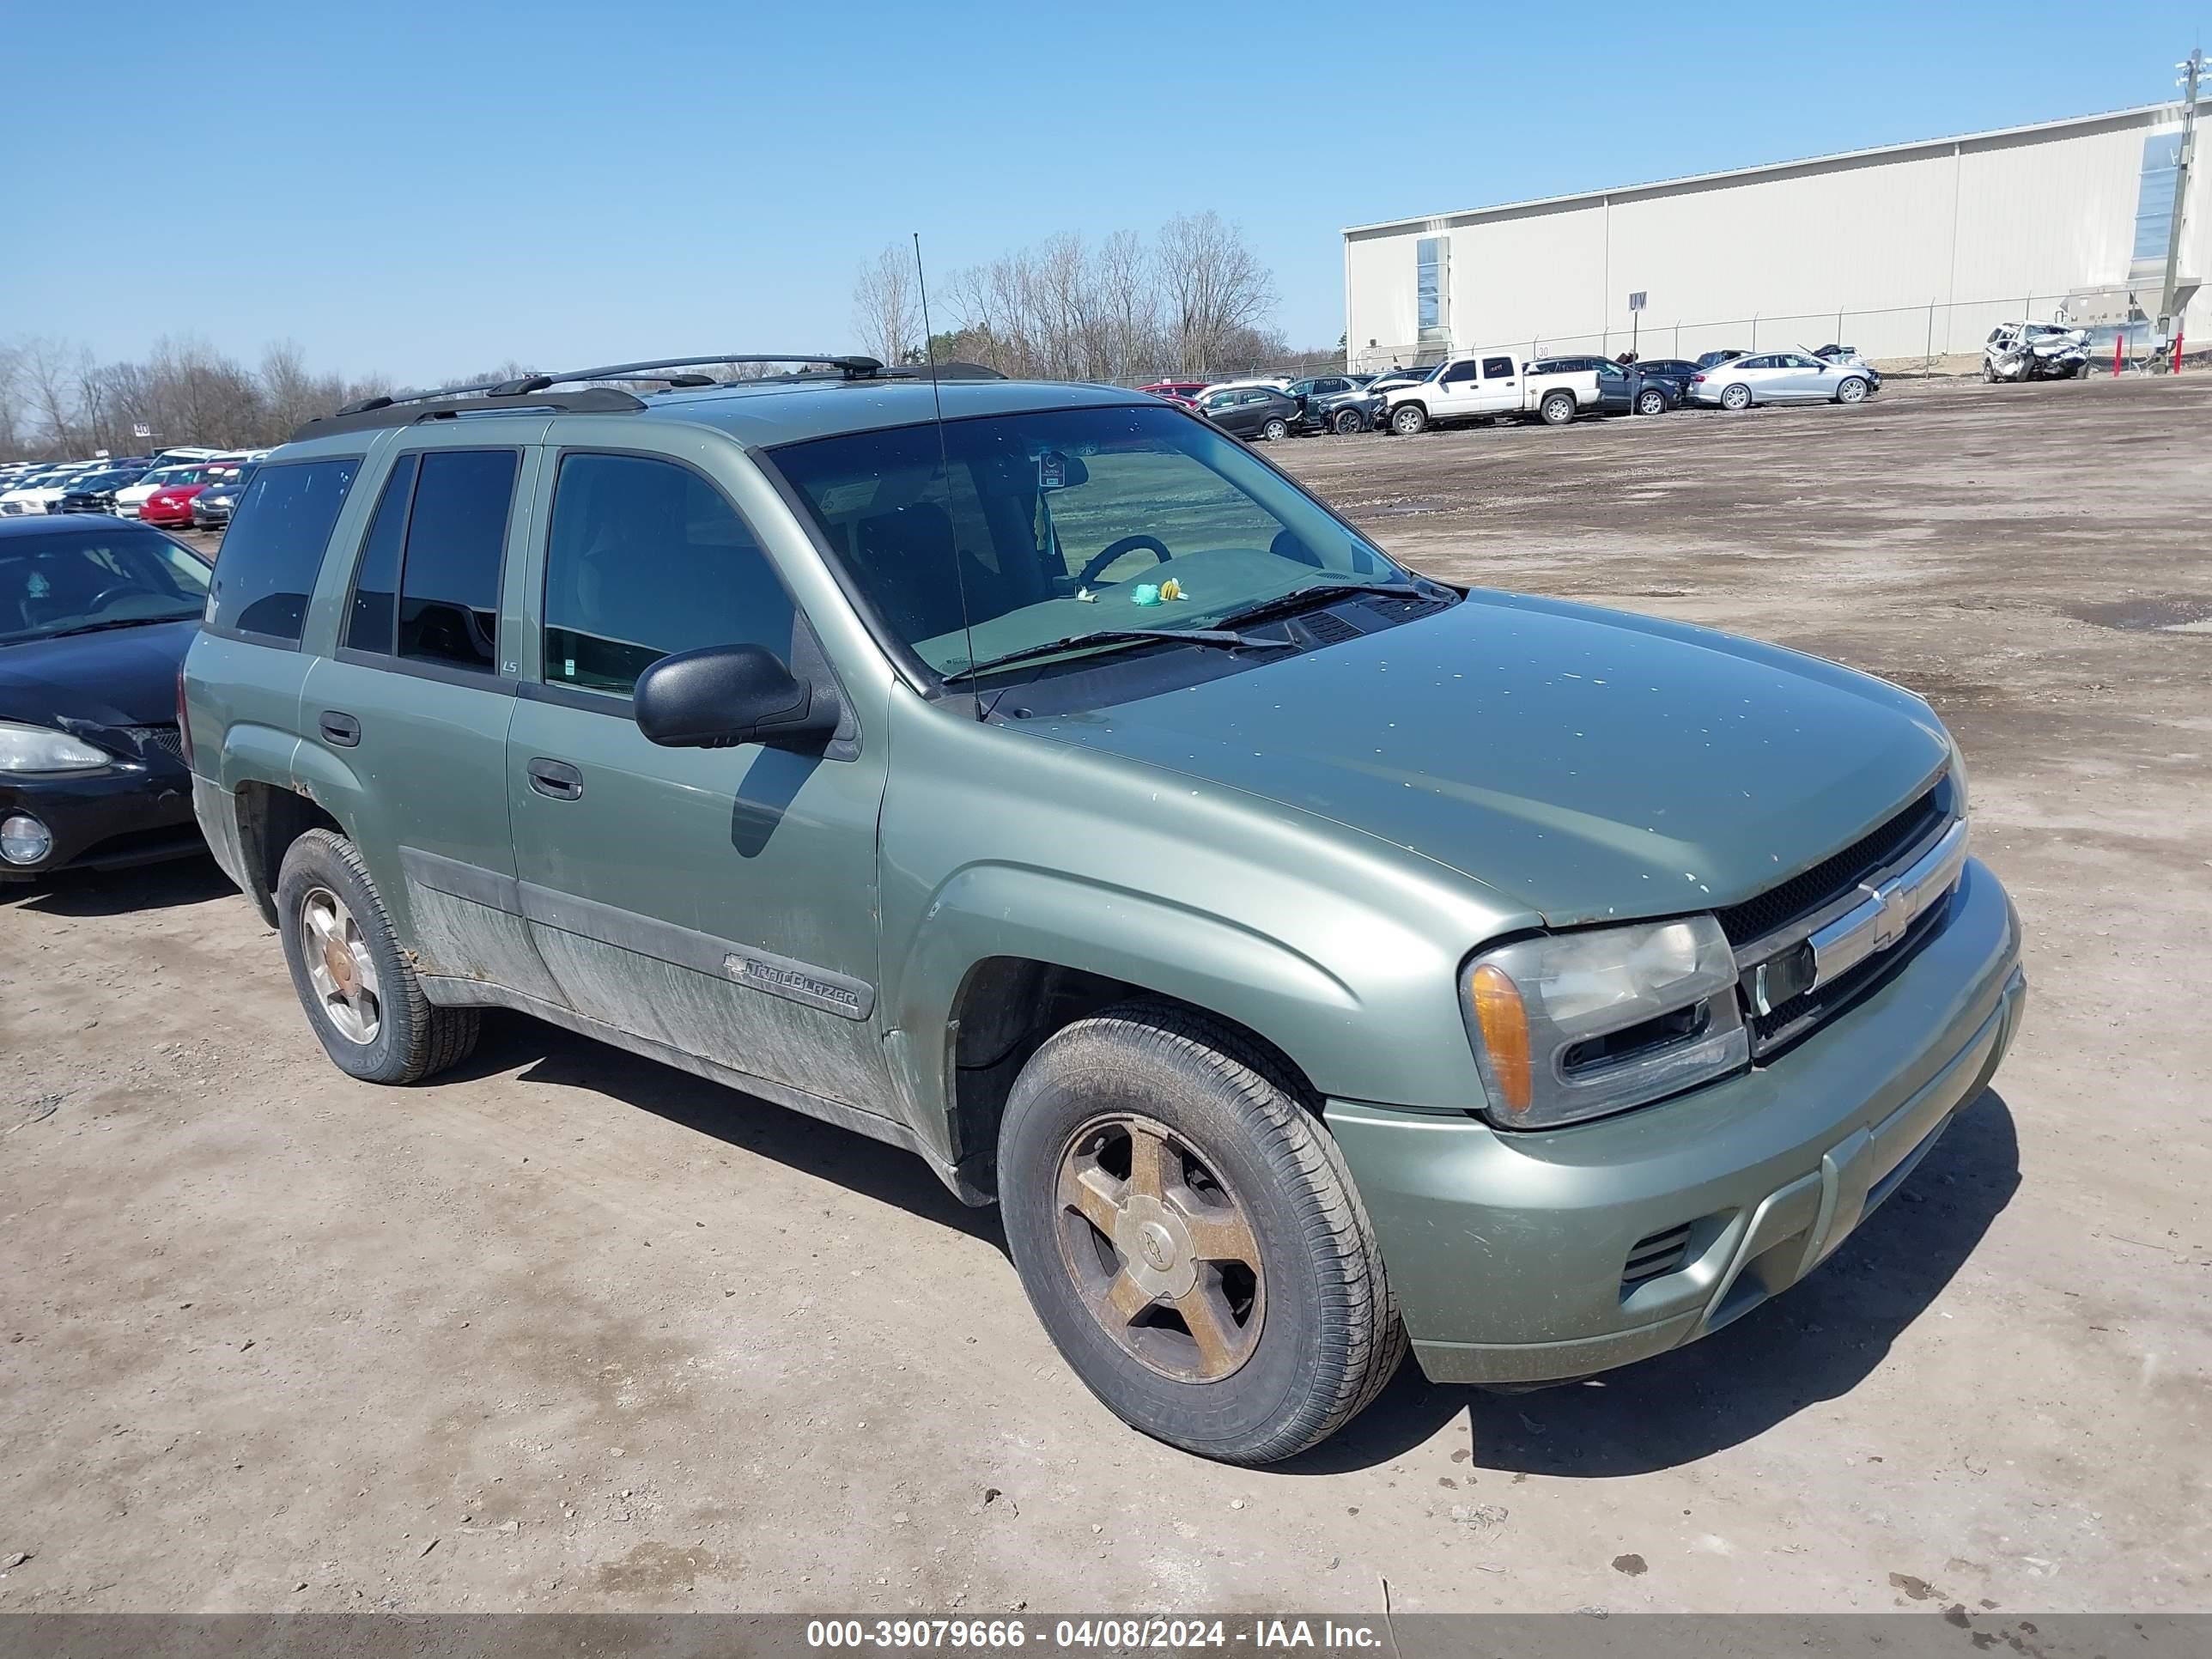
[1382,352,1598,434]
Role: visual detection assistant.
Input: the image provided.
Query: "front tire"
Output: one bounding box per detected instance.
[998,1002,1403,1465]
[1835,375,1869,404]
[1719,382,1753,410]
[1540,390,1577,425]
[1389,403,1427,435]
[1332,408,1367,434]
[276,829,480,1085]
[1260,416,1290,441]
[1635,387,1667,416]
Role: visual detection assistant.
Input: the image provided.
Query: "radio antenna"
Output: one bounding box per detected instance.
[913,232,980,706]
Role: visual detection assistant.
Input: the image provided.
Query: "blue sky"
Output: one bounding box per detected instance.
[3,1,2205,382]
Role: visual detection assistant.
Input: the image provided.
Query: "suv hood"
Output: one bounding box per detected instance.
[1022,592,1949,927]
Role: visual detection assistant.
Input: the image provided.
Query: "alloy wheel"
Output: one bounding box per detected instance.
[299,885,382,1044]
[1054,1114,1265,1382]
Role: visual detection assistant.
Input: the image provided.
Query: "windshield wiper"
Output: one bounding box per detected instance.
[35,613,200,641]
[940,627,1292,686]
[1211,580,1429,632]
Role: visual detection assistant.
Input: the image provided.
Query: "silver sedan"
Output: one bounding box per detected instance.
[1689,348,1876,410]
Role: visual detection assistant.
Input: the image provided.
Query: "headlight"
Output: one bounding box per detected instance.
[0,720,113,774]
[1462,915,1748,1129]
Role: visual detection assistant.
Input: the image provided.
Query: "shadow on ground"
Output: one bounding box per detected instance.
[1283,1089,2022,1478]
[458,1012,1006,1249]
[3,854,234,917]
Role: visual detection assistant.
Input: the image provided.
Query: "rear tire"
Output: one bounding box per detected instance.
[1540,390,1577,425]
[1261,417,1290,441]
[1389,404,1427,436]
[1332,408,1367,434]
[1719,382,1753,410]
[998,1001,1404,1466]
[275,829,480,1085]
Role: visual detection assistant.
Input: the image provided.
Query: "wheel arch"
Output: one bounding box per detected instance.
[938,956,1327,1202]
[888,866,1364,1194]
[229,777,348,927]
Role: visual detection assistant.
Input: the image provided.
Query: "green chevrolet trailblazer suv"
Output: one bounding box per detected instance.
[184,354,2026,1465]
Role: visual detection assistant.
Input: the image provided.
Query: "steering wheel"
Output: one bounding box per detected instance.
[85,584,144,614]
[1076,534,1172,587]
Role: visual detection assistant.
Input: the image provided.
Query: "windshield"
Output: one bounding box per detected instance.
[0,528,210,643]
[770,404,1406,684]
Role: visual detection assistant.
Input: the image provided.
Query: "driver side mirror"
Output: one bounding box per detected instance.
[634,643,841,750]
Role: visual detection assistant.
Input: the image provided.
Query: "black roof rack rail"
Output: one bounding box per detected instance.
[294,352,1011,442]
[291,386,646,442]
[492,355,884,395]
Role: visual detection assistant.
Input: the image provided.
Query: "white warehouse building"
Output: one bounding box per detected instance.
[1342,97,2208,372]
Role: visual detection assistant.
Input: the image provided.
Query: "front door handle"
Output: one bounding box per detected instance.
[319,710,360,748]
[527,757,583,800]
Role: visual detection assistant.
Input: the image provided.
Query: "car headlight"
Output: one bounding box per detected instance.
[1462,915,1748,1129]
[0,720,113,774]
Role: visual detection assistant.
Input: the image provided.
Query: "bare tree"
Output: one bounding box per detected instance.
[19,337,82,453]
[259,340,326,438]
[852,243,921,368]
[926,211,1279,384]
[1155,210,1278,376]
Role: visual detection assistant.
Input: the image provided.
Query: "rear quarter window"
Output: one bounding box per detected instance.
[207,457,361,644]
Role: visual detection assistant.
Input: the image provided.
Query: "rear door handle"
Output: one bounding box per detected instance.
[526,757,583,801]
[319,711,360,748]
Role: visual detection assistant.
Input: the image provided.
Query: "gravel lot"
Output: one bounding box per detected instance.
[3,374,2207,1615]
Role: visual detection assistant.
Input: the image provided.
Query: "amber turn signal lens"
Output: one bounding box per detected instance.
[1468,963,1532,1115]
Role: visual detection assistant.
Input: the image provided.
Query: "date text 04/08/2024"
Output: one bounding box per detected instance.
[805,1620,1387,1650]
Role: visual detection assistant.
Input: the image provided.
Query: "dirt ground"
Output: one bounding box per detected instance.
[3,374,2208,1616]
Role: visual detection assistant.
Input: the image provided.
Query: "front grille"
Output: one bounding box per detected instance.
[1716,787,1944,946]
[1621,1223,1694,1289]
[1749,892,1950,1057]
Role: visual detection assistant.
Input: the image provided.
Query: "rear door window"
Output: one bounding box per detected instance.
[1481,356,1516,379]
[343,454,418,653]
[541,453,796,697]
[395,449,519,673]
[207,457,361,644]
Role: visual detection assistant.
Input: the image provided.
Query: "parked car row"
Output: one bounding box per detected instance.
[1138,339,1881,447]
[0,448,267,526]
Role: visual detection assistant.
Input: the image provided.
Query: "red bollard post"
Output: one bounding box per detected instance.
[2173,331,2186,373]
[2113,333,2125,376]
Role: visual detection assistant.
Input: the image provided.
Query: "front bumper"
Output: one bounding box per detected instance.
[1327,857,2024,1385]
[0,760,202,880]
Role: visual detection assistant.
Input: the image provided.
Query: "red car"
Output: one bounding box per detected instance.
[138,478,214,526]
[1140,380,1208,407]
